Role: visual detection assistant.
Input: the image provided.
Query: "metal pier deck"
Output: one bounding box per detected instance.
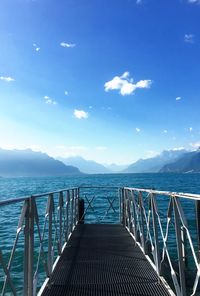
[41,224,171,296]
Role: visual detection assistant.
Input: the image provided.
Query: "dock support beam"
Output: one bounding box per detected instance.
[196,200,200,258]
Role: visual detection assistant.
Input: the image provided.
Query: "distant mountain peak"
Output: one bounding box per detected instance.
[0,148,81,177]
[123,149,187,173]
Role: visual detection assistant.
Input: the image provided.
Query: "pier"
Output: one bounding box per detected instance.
[0,186,200,295]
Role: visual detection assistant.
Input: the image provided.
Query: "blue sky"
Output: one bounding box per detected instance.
[0,0,200,164]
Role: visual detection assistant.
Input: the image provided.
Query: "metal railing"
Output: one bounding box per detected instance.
[122,187,200,296]
[0,186,121,295]
[1,186,200,295]
[0,187,80,296]
[78,186,121,224]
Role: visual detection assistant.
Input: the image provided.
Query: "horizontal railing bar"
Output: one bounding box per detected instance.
[1,185,200,207]
[79,186,120,189]
[0,186,120,207]
[124,187,200,200]
[0,187,79,206]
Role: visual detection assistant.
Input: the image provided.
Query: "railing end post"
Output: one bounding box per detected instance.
[78,199,84,224]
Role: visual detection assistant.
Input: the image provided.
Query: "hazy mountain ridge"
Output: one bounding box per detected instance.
[0,149,81,177]
[160,150,200,173]
[104,163,128,172]
[58,156,111,174]
[123,149,187,173]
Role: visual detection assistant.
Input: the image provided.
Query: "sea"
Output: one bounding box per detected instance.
[0,173,200,295]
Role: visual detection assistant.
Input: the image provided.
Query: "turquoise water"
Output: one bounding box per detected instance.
[1,173,200,201]
[0,173,200,295]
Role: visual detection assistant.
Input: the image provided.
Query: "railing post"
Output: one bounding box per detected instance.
[139,192,146,251]
[71,190,74,232]
[75,188,79,224]
[196,200,200,258]
[47,194,53,275]
[78,199,85,224]
[121,188,126,226]
[127,196,132,233]
[151,194,161,275]
[173,197,187,296]
[24,197,34,296]
[66,190,70,239]
[59,192,63,254]
[131,191,138,240]
[77,188,80,224]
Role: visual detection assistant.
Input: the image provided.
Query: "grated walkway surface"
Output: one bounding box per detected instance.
[41,224,171,296]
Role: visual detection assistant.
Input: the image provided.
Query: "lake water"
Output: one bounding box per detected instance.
[1,173,200,201]
[0,173,200,295]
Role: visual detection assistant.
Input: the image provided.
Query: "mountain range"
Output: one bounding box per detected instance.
[58,156,111,174]
[1,148,200,177]
[123,149,187,173]
[160,149,200,173]
[0,149,81,177]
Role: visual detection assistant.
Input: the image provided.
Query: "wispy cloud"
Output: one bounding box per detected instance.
[172,147,185,151]
[95,146,107,151]
[74,109,88,119]
[144,150,159,159]
[136,0,142,4]
[60,42,76,48]
[55,145,88,157]
[189,127,193,132]
[184,34,195,43]
[43,96,57,105]
[163,130,168,134]
[104,72,152,96]
[64,91,68,96]
[176,96,181,101]
[188,0,200,4]
[0,76,15,82]
[135,127,141,133]
[33,43,40,52]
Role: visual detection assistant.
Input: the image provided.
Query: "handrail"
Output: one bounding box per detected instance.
[1,186,200,207]
[0,187,80,296]
[0,187,79,206]
[1,186,200,295]
[122,187,200,296]
[124,187,200,200]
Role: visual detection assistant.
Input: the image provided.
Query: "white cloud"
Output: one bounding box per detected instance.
[0,76,15,82]
[64,91,68,96]
[121,71,130,79]
[104,72,152,96]
[60,42,76,48]
[33,43,40,52]
[184,34,195,43]
[135,127,141,133]
[43,96,57,105]
[176,96,181,101]
[74,109,88,119]
[172,147,185,151]
[189,127,193,132]
[163,130,168,134]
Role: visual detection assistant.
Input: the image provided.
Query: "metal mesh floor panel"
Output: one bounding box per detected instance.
[41,224,171,296]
